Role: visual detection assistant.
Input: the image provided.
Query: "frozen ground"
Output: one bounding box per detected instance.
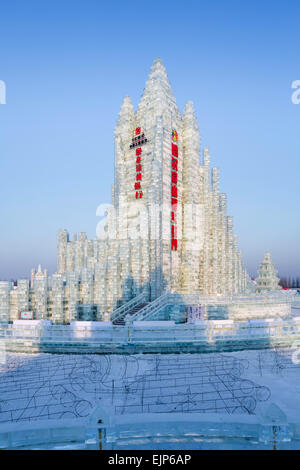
[0,348,300,424]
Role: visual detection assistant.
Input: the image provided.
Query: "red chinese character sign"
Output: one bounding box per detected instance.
[172,143,178,158]
[130,127,148,199]
[171,130,179,251]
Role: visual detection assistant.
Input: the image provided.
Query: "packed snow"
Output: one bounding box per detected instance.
[0,348,300,424]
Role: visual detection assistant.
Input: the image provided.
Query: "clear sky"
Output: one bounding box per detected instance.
[0,0,299,281]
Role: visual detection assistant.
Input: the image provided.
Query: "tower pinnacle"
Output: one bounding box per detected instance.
[115,94,135,141]
[153,56,163,66]
[183,101,199,131]
[116,95,134,128]
[136,57,179,122]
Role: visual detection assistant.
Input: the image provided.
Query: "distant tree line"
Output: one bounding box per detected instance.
[279,277,300,288]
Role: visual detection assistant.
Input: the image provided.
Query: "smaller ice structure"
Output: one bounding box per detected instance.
[255,252,281,293]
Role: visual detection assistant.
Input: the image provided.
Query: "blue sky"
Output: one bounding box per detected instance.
[0,0,299,280]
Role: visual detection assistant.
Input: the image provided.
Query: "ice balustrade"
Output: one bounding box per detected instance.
[1,317,300,346]
[0,409,299,450]
[0,418,86,449]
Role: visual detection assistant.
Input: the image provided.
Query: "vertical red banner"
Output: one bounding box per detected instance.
[134,144,143,198]
[171,136,178,251]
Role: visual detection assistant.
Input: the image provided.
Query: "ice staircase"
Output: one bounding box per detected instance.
[127,291,175,323]
[111,291,182,326]
[111,292,147,326]
[112,302,148,326]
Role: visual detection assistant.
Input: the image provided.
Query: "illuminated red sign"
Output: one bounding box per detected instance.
[172,143,178,157]
[171,134,178,251]
[132,127,148,199]
[135,147,143,198]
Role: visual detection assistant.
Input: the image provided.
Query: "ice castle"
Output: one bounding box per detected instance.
[1,58,290,325]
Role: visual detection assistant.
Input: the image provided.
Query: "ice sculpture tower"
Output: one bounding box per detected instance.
[57,58,249,312]
[255,252,281,293]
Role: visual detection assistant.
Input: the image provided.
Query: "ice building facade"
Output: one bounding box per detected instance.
[0,59,252,324]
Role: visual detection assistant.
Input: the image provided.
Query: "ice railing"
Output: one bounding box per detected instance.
[110,292,146,323]
[1,408,300,450]
[181,291,297,306]
[126,291,172,323]
[1,317,300,344]
[0,418,86,449]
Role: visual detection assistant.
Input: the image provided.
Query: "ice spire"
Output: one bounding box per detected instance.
[182,101,201,203]
[114,95,136,210]
[143,57,172,96]
[115,95,135,136]
[136,57,178,121]
[183,101,199,132]
[180,101,202,293]
[34,264,46,280]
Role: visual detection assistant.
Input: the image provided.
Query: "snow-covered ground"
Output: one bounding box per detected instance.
[0,348,300,423]
[1,348,300,449]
